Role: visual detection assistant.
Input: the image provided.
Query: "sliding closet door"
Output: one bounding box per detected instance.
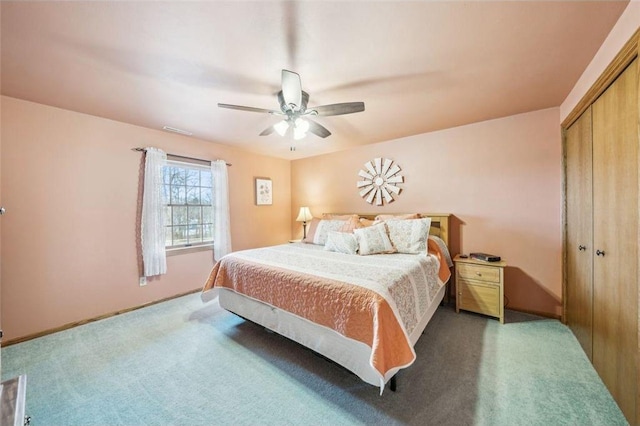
[565,108,593,360]
[592,58,638,423]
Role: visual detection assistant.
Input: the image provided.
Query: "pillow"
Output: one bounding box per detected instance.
[324,231,359,255]
[302,218,322,243]
[375,213,421,221]
[340,215,364,233]
[385,218,432,254]
[303,219,348,245]
[359,218,378,227]
[353,223,396,255]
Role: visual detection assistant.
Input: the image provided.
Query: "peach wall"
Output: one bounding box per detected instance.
[291,108,563,317]
[561,2,640,120]
[0,96,291,340]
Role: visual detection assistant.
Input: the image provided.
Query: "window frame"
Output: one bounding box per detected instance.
[163,155,214,255]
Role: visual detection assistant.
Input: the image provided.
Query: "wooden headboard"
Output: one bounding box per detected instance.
[330,213,451,248]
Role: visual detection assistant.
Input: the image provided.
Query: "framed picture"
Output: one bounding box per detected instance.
[255,177,273,205]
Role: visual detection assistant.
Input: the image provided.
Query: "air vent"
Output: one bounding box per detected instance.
[162,126,193,136]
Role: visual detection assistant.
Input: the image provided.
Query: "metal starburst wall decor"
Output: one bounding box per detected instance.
[357,158,404,205]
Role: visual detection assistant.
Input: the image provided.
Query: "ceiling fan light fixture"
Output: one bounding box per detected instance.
[293,126,307,140]
[274,120,289,136]
[294,118,310,133]
[293,118,310,140]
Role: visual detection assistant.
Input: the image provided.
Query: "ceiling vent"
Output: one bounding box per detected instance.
[162,126,193,136]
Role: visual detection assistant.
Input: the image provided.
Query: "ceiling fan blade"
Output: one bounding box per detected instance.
[311,102,365,116]
[218,103,280,114]
[307,119,331,138]
[281,70,302,110]
[259,125,275,136]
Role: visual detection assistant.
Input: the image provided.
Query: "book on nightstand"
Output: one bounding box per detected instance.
[470,252,501,262]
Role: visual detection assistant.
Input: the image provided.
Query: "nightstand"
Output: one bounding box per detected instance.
[454,255,507,323]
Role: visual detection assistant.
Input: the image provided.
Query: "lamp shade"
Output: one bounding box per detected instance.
[274,120,289,136]
[295,207,313,222]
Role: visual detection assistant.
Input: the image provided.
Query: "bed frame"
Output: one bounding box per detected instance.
[218,213,452,392]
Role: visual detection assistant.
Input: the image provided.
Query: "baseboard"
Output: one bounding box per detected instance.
[2,288,202,347]
[507,306,562,321]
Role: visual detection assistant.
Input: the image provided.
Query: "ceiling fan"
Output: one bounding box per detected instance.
[218,70,365,140]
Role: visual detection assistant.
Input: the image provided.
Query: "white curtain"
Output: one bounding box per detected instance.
[141,147,167,276]
[211,160,232,260]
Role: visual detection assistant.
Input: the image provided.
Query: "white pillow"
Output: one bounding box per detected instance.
[324,231,359,255]
[353,223,396,255]
[312,220,349,246]
[385,218,432,254]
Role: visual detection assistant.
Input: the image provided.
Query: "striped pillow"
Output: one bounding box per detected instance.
[303,218,348,245]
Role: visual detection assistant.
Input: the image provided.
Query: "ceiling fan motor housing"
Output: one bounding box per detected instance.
[278,90,309,113]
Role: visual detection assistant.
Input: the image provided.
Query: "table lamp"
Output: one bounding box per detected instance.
[295,207,313,239]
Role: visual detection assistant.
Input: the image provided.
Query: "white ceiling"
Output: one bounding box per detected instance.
[0,1,628,159]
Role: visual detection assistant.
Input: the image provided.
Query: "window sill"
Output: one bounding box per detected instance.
[166,244,213,257]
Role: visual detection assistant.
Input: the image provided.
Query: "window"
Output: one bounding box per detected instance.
[163,159,213,249]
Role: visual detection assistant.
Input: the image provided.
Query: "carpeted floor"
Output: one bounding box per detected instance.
[2,293,627,425]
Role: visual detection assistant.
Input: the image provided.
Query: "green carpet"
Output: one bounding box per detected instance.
[2,294,627,425]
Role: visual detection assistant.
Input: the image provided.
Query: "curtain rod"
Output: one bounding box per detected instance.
[132,148,231,166]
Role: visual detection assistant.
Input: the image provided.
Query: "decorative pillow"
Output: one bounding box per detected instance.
[353,223,396,255]
[340,215,364,233]
[303,219,348,245]
[385,218,432,254]
[359,218,378,227]
[302,218,322,243]
[324,231,359,255]
[375,213,421,221]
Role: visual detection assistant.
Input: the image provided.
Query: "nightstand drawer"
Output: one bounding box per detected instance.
[457,279,501,317]
[457,263,500,283]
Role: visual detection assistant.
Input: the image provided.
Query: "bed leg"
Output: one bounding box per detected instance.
[390,375,397,392]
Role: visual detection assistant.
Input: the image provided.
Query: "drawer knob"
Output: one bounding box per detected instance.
[596,249,605,257]
[476,272,482,276]
[578,245,586,251]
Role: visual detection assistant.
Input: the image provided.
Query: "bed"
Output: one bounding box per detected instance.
[201,213,452,393]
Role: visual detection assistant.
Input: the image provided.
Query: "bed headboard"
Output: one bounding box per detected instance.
[330,213,451,248]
